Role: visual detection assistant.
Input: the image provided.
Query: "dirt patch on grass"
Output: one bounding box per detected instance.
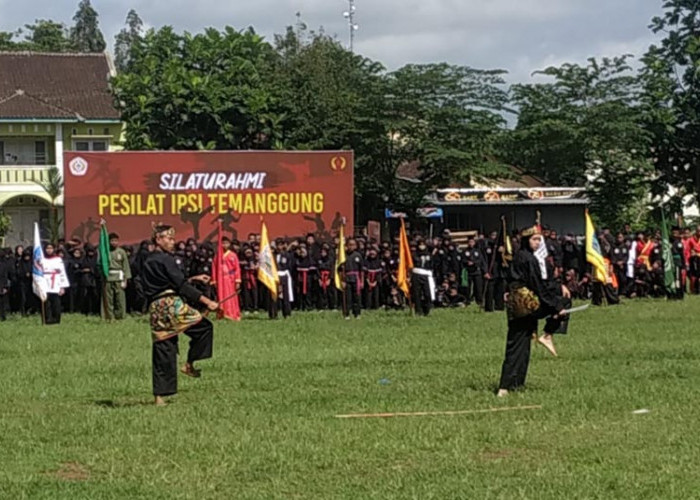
[46,461,90,481]
[478,449,516,461]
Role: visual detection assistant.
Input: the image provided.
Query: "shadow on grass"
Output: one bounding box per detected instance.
[94,399,154,409]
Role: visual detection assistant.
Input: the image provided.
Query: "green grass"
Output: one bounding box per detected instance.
[1,298,699,499]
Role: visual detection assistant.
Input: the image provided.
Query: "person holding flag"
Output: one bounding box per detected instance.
[99,223,131,321]
[211,219,242,320]
[142,224,219,406]
[334,221,348,316]
[663,212,684,300]
[256,219,281,319]
[41,241,70,325]
[587,210,619,306]
[411,236,435,316]
[396,217,413,306]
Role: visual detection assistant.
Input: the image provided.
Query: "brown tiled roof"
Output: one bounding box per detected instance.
[0,52,119,120]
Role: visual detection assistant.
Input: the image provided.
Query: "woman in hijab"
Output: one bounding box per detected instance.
[497,226,567,397]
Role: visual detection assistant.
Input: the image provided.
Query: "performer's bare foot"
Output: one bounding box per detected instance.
[154,396,167,406]
[496,389,509,398]
[181,363,201,378]
[537,333,558,357]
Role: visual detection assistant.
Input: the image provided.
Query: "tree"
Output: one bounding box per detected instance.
[271,28,394,220]
[70,0,106,52]
[34,166,64,245]
[0,210,11,244]
[642,0,700,214]
[112,26,282,151]
[505,56,653,229]
[386,63,512,190]
[23,20,71,52]
[114,9,144,72]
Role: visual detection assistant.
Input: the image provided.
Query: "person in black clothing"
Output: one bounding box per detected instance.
[482,231,501,312]
[239,246,259,312]
[411,239,435,316]
[670,226,685,300]
[316,245,335,310]
[0,249,11,320]
[294,245,316,311]
[16,249,35,316]
[611,233,630,297]
[498,226,567,397]
[66,248,85,314]
[271,239,293,319]
[343,238,363,318]
[363,247,383,310]
[80,246,100,315]
[463,237,487,306]
[143,224,218,406]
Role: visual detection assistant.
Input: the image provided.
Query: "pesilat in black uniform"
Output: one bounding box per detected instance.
[498,226,565,396]
[142,225,217,405]
[411,241,435,316]
[343,239,363,318]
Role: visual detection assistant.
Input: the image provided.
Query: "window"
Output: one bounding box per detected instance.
[103,128,110,135]
[35,141,46,165]
[72,140,108,152]
[0,141,4,165]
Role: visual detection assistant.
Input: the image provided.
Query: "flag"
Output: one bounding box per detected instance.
[661,209,677,293]
[212,219,225,300]
[397,218,413,298]
[31,223,48,302]
[334,223,347,290]
[98,221,110,279]
[500,215,512,266]
[585,210,608,283]
[258,219,279,299]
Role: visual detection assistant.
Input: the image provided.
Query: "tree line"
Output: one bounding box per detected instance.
[2,0,699,230]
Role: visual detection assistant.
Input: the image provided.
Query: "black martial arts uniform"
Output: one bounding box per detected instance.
[143,249,214,397]
[499,246,564,392]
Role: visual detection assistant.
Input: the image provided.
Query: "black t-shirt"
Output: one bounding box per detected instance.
[142,250,202,304]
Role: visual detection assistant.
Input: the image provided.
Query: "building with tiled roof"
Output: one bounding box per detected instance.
[0,51,122,246]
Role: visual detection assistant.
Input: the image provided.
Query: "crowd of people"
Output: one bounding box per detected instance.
[0,222,697,322]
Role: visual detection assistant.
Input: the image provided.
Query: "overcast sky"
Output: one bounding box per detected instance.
[0,0,663,83]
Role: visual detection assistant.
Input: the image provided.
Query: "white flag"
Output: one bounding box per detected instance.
[32,223,48,302]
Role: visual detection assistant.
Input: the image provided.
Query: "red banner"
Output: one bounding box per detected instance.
[64,151,353,245]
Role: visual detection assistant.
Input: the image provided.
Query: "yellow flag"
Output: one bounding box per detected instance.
[397,218,413,298]
[585,210,608,283]
[334,223,346,290]
[258,219,279,298]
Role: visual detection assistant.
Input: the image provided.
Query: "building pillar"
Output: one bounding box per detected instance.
[55,123,64,177]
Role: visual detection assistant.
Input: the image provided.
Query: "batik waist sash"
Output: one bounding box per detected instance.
[148,289,203,343]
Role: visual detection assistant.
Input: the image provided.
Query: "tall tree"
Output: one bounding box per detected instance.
[386,63,512,190]
[505,57,653,229]
[114,9,144,72]
[70,0,106,52]
[23,20,71,52]
[642,0,700,214]
[111,26,282,151]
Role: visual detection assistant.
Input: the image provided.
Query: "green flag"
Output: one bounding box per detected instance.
[660,210,676,293]
[98,223,110,279]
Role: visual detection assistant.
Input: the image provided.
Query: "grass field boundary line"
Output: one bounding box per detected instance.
[334,405,543,419]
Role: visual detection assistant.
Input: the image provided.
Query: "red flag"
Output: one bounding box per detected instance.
[212,219,225,304]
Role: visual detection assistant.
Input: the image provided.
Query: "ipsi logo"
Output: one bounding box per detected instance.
[69,157,88,176]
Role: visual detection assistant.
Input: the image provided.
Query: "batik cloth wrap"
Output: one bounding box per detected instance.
[149,289,203,342]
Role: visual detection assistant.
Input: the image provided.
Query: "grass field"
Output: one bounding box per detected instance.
[1,298,699,499]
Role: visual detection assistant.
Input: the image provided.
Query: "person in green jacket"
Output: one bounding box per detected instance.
[102,233,132,320]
